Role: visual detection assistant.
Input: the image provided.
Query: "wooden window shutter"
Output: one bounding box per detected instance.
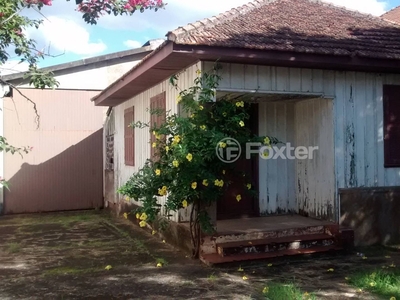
[383,85,400,167]
[150,92,166,160]
[124,107,135,166]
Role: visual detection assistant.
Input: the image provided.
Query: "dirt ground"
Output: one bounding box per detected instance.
[0,211,399,300]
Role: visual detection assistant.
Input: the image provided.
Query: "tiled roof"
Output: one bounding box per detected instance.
[382,6,400,24]
[167,0,400,60]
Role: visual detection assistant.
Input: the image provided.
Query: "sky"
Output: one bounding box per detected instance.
[2,0,400,73]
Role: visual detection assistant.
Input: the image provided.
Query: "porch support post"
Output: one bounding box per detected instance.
[0,83,10,215]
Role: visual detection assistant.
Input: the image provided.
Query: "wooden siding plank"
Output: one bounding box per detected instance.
[354,72,366,187]
[258,66,272,91]
[244,65,258,90]
[289,68,301,91]
[276,67,289,91]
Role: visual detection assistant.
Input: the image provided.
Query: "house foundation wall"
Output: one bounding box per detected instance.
[340,187,400,246]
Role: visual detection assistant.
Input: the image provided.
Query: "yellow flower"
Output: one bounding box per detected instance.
[156,262,163,267]
[238,266,244,272]
[152,142,157,148]
[222,112,227,117]
[123,212,128,219]
[264,137,271,145]
[262,287,269,294]
[202,179,209,186]
[369,282,376,287]
[165,146,170,152]
[327,268,334,272]
[186,153,193,162]
[152,230,157,235]
[200,125,206,130]
[191,182,197,189]
[239,121,245,127]
[139,220,147,227]
[105,265,112,270]
[390,263,396,268]
[124,196,130,201]
[235,101,244,107]
[214,179,224,187]
[267,263,272,267]
[196,69,201,76]
[390,297,396,300]
[158,187,167,196]
[356,288,363,293]
[155,134,161,140]
[136,213,140,219]
[304,292,310,297]
[182,200,188,208]
[199,105,204,110]
[140,213,148,221]
[219,142,227,148]
[176,95,182,103]
[262,149,270,158]
[155,169,161,176]
[172,160,179,168]
[222,170,226,175]
[242,276,248,280]
[236,195,242,202]
[172,135,181,145]
[247,183,252,190]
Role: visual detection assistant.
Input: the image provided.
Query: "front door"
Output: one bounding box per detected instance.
[217,104,259,220]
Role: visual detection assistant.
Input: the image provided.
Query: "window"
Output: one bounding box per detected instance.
[150,92,166,160]
[124,107,134,166]
[383,85,400,167]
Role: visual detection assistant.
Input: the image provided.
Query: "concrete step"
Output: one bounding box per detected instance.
[201,245,342,265]
[216,233,337,257]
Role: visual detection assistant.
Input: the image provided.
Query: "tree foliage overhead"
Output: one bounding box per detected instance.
[0,0,165,88]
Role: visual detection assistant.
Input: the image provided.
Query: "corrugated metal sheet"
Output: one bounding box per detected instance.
[205,61,400,220]
[113,63,201,222]
[4,89,104,214]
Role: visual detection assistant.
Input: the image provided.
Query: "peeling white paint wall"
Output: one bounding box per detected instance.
[204,61,400,220]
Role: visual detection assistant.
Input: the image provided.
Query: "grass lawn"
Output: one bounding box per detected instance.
[348,268,400,300]
[262,282,317,300]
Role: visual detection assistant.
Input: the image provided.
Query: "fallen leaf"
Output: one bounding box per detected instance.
[105,265,112,270]
[327,268,334,272]
[242,276,248,280]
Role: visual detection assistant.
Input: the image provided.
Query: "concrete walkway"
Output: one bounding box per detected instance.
[0,211,392,299]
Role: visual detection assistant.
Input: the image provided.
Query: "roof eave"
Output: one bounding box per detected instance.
[93,44,400,107]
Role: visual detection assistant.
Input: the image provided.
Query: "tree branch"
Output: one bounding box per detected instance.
[0,79,40,129]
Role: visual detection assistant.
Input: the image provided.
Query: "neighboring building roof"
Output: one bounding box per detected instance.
[1,39,165,81]
[382,6,400,24]
[93,0,400,106]
[168,0,400,60]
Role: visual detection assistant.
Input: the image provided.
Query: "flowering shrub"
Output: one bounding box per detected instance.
[118,66,278,255]
[75,0,166,24]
